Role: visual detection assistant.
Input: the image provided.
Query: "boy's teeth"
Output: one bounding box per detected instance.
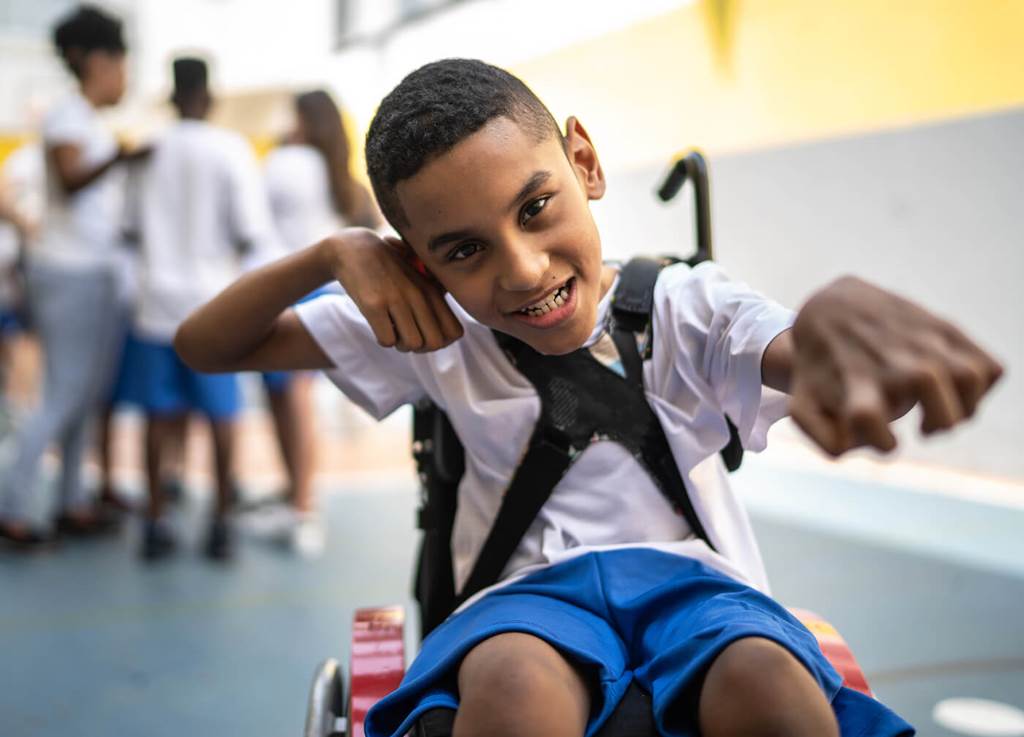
[521,283,569,315]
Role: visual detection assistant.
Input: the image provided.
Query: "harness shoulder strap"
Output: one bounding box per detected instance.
[459,258,706,606]
[612,255,745,472]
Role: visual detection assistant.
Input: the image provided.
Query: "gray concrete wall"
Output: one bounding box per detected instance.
[593,108,1023,478]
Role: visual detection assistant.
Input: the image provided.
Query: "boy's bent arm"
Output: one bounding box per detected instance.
[175,237,341,373]
[760,276,1003,457]
[176,227,463,373]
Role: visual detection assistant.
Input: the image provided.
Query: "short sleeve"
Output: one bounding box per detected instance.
[294,293,426,419]
[655,262,795,452]
[42,98,91,146]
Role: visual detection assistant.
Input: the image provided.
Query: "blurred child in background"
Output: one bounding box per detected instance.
[257,89,380,555]
[127,57,278,562]
[0,5,137,548]
[0,156,39,428]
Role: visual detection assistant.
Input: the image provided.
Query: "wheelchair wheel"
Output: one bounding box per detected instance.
[304,658,347,737]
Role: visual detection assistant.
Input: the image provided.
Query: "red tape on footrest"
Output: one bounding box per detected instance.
[790,608,873,696]
[349,606,406,737]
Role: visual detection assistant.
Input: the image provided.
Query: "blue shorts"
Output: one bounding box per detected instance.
[261,370,292,393]
[120,335,240,420]
[106,316,135,406]
[365,549,914,737]
[0,308,23,335]
[260,286,334,393]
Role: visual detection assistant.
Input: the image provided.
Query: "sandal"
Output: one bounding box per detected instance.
[53,508,120,537]
[0,521,57,551]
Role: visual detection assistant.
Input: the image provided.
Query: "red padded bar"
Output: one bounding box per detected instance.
[790,608,873,696]
[349,607,406,737]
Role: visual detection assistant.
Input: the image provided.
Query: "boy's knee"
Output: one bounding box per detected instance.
[697,637,838,737]
[455,632,589,737]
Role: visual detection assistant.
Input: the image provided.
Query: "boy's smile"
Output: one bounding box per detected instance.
[395,115,613,355]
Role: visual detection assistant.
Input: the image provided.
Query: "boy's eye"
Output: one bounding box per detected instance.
[447,242,482,262]
[520,196,551,226]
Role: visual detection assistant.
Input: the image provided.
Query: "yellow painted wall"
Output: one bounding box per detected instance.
[6,1,1024,172]
[0,95,363,174]
[513,0,1024,169]
[0,134,33,168]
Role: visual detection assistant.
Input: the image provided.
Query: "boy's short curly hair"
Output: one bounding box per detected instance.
[52,4,125,79]
[365,58,562,229]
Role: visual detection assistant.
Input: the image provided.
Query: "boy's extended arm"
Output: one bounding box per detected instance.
[174,228,462,373]
[49,142,149,196]
[760,276,1003,457]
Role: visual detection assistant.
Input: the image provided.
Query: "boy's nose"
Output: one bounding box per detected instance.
[497,244,550,293]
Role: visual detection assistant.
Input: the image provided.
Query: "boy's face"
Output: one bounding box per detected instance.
[83,50,126,106]
[395,115,611,355]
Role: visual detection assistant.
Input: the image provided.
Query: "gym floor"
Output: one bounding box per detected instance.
[1,415,1022,737]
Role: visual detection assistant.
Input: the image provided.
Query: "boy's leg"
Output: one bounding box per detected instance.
[612,550,911,736]
[140,412,183,560]
[164,414,188,496]
[130,339,190,559]
[454,632,590,737]
[209,418,235,520]
[695,637,838,737]
[55,410,94,518]
[264,374,316,513]
[2,264,106,532]
[145,414,185,522]
[187,368,240,560]
[202,417,236,560]
[94,297,131,511]
[97,407,122,506]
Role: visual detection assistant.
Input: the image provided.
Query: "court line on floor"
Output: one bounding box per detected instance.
[868,656,1024,685]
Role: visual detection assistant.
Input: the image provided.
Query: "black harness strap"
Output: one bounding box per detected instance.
[456,419,577,603]
[456,258,717,606]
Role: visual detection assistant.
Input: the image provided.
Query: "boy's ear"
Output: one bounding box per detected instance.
[563,116,605,200]
[385,235,437,282]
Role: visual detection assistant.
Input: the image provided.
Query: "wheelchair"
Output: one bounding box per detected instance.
[303,152,875,737]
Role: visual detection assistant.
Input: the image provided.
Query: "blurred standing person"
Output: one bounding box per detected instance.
[0,167,37,431]
[0,5,136,549]
[259,90,379,556]
[129,57,275,561]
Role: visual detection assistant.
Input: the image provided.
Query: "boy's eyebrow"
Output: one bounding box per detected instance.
[507,170,552,214]
[426,170,553,253]
[428,228,477,252]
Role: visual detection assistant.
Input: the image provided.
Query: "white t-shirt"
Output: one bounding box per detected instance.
[34,93,124,271]
[129,120,277,341]
[296,262,795,602]
[0,142,44,303]
[264,144,345,253]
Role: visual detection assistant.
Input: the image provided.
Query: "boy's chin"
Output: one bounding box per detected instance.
[504,323,591,356]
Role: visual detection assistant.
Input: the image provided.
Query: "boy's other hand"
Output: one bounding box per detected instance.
[788,276,1003,457]
[118,143,153,163]
[322,228,464,352]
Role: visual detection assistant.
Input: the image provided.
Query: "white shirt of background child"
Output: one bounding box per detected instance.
[0,143,44,306]
[296,262,795,601]
[128,119,277,342]
[34,92,125,272]
[264,144,346,253]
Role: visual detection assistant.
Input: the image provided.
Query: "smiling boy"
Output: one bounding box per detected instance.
[176,60,1001,736]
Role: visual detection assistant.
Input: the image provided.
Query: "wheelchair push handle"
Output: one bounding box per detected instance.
[657,150,713,265]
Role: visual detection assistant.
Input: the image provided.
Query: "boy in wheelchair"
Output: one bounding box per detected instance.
[176,59,1001,737]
